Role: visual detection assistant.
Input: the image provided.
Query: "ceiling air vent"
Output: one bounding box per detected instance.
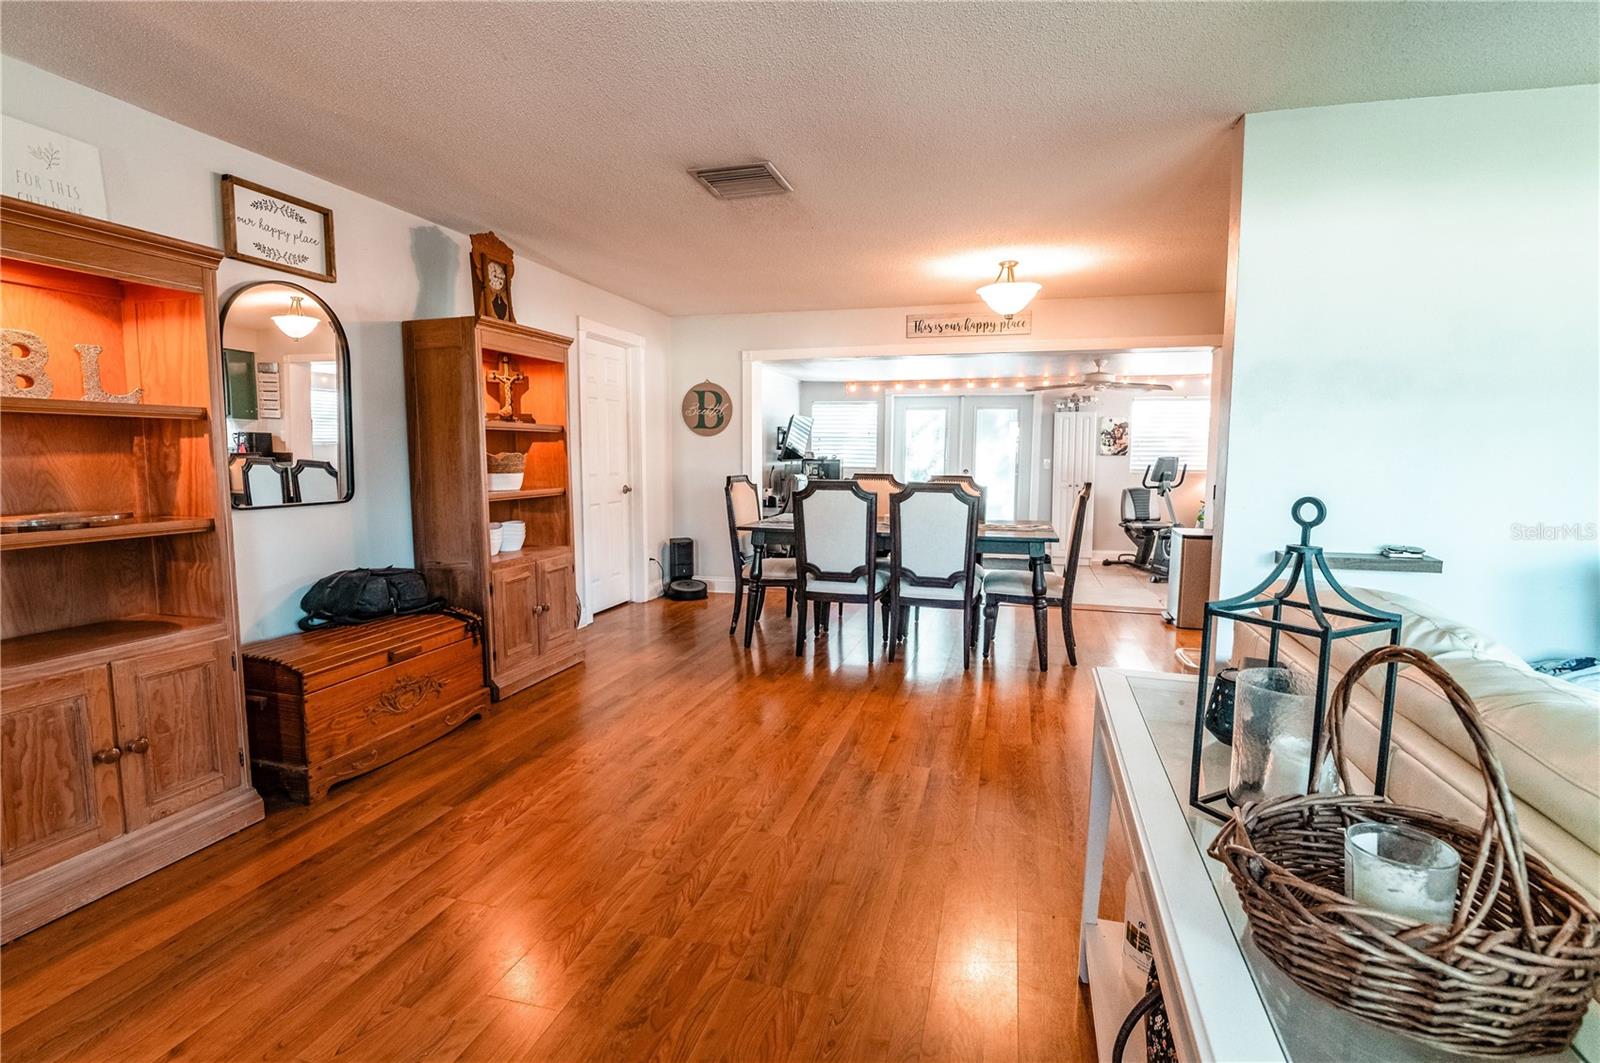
[690,161,793,200]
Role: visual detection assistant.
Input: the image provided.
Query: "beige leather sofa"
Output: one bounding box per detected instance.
[1233,587,1600,907]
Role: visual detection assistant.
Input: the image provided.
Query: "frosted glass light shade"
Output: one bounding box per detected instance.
[272,296,320,339]
[977,280,1041,317]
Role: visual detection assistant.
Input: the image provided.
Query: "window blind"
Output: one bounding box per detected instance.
[1128,397,1209,470]
[809,400,879,468]
[309,362,339,446]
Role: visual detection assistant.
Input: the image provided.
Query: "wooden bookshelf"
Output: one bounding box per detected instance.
[403,316,582,700]
[0,196,263,943]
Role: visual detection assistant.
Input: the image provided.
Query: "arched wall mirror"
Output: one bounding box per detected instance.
[219,281,353,509]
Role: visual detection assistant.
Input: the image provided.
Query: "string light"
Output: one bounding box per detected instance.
[831,372,1209,395]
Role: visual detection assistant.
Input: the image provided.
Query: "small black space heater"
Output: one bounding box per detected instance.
[664,538,707,601]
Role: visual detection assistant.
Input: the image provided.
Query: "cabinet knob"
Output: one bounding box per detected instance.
[93,747,122,765]
[122,736,150,755]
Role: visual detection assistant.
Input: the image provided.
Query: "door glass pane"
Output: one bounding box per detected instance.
[973,408,1020,520]
[902,408,947,483]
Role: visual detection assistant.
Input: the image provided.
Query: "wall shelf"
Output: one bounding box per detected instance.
[484,421,563,436]
[488,487,565,502]
[0,517,214,551]
[0,396,208,420]
[2,614,228,676]
[1274,550,1443,574]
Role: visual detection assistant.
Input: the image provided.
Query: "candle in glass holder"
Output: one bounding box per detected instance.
[1344,821,1461,925]
[1229,667,1336,804]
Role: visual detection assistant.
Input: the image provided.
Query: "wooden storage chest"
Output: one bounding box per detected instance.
[242,613,489,802]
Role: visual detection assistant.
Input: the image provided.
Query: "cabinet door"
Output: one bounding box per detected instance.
[490,563,542,676]
[1,667,125,881]
[537,555,579,657]
[110,639,243,831]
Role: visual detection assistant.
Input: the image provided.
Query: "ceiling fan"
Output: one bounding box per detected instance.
[1026,358,1173,394]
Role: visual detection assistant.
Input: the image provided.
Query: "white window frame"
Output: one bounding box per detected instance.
[1128,396,1209,471]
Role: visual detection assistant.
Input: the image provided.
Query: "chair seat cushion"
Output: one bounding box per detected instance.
[983,569,1064,599]
[807,569,889,596]
[747,557,797,580]
[898,576,978,602]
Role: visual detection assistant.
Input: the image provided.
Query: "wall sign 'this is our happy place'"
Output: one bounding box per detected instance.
[220,174,337,283]
[906,310,1032,338]
[682,380,731,437]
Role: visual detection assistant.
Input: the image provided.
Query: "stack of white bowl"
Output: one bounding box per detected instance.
[489,522,504,554]
[500,519,526,553]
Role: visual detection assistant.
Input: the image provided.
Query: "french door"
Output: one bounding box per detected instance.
[890,395,1033,520]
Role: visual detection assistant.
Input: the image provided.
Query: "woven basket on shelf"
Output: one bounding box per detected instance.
[486,451,525,474]
[1208,645,1600,1057]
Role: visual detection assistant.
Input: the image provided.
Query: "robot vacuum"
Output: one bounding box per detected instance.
[665,578,707,601]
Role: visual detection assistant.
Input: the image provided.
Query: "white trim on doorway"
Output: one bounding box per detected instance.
[574,317,650,626]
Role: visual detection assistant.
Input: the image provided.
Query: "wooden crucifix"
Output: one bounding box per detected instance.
[487,355,527,422]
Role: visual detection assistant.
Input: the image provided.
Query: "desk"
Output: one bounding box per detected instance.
[738,515,1061,667]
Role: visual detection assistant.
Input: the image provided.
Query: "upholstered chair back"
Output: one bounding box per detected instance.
[931,474,986,521]
[725,475,761,566]
[852,473,905,519]
[794,481,876,581]
[244,459,289,506]
[1062,481,1091,601]
[893,483,978,585]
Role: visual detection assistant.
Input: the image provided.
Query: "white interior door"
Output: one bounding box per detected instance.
[579,330,632,613]
[1052,409,1096,561]
[959,396,1033,521]
[890,396,960,482]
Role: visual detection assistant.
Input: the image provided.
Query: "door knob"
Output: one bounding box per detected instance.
[122,736,151,755]
[93,747,122,764]
[621,484,633,494]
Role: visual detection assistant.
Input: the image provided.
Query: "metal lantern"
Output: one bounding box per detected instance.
[1189,497,1403,821]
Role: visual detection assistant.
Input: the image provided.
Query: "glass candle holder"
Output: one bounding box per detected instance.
[1344,821,1461,925]
[1227,666,1335,805]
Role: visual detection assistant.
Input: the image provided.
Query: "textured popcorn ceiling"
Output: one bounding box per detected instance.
[4,2,1594,315]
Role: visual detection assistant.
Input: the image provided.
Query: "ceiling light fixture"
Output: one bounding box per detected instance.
[976,260,1041,320]
[271,295,319,340]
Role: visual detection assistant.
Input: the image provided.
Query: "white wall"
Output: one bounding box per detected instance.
[672,293,1224,584]
[757,367,800,495]
[1223,85,1599,659]
[4,60,672,641]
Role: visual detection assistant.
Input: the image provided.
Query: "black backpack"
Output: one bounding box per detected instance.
[297,567,449,631]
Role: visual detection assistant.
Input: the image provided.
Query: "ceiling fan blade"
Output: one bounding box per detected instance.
[1102,381,1174,392]
[1025,383,1088,393]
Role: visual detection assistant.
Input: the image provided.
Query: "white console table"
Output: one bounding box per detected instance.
[1079,668,1597,1063]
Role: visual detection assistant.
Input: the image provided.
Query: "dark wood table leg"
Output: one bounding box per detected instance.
[1031,553,1049,671]
[743,540,766,648]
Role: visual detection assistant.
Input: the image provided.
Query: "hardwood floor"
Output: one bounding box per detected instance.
[1,597,1191,1063]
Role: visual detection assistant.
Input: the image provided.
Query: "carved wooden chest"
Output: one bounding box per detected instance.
[242,613,488,802]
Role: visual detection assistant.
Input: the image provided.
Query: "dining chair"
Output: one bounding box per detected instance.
[931,474,986,521]
[792,479,890,661]
[981,482,1091,667]
[725,475,795,644]
[852,472,906,530]
[887,482,982,670]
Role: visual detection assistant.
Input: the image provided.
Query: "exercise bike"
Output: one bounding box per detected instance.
[1103,456,1187,583]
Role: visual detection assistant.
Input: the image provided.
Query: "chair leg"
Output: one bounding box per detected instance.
[866,598,876,663]
[983,599,999,660]
[886,594,899,663]
[794,594,808,657]
[785,587,794,617]
[1033,602,1049,671]
[1062,600,1078,667]
[743,581,761,649]
[730,575,744,636]
[962,601,972,672]
[756,585,768,624]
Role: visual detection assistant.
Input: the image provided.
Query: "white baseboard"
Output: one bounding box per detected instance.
[701,576,739,595]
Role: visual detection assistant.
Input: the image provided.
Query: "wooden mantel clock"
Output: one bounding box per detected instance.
[469,230,515,322]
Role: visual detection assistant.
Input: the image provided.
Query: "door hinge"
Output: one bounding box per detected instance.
[238,750,245,766]
[231,653,238,671]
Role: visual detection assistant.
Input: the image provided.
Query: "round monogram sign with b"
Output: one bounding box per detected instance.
[681,380,731,437]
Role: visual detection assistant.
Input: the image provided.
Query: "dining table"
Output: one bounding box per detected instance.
[737,514,1063,668]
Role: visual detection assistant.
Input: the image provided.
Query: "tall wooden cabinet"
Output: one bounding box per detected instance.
[0,197,264,941]
[402,317,583,699]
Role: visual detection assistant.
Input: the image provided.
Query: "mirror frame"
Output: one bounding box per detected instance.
[219,280,355,510]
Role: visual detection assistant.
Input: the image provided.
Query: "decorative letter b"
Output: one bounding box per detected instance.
[1,328,54,398]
